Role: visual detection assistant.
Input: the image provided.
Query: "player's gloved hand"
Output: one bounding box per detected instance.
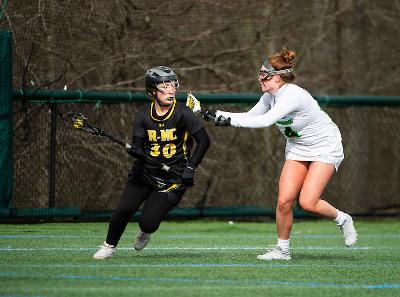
[181,165,196,186]
[126,144,144,159]
[199,110,216,122]
[215,115,231,126]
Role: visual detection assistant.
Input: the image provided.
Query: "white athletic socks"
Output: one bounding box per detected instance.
[277,238,290,252]
[335,210,347,225]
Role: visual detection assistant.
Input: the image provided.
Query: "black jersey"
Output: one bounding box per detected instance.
[132,100,203,187]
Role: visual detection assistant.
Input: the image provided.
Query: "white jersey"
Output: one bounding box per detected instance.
[216,83,344,170]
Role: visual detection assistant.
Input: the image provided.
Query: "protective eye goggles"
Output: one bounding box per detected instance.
[258,68,293,81]
[156,80,179,93]
[258,62,293,81]
[258,70,274,81]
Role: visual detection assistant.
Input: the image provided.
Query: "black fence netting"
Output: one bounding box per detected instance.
[1,1,400,218]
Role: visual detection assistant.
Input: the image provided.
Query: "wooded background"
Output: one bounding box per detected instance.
[1,0,399,215]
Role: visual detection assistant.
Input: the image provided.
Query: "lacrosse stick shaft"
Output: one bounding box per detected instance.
[68,113,182,178]
[102,131,127,148]
[202,111,216,121]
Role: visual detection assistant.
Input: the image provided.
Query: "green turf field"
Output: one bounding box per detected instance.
[0,219,399,297]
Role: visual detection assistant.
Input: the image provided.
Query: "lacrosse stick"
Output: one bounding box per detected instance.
[186,92,202,113]
[186,92,217,121]
[67,112,182,177]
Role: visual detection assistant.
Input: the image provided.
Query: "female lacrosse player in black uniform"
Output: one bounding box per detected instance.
[93,66,210,259]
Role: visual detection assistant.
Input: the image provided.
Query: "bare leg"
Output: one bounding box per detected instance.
[298,161,337,219]
[298,161,357,247]
[276,160,309,240]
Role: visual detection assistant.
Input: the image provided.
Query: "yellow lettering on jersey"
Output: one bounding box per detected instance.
[163,143,176,158]
[147,130,157,142]
[160,128,177,142]
[150,143,161,157]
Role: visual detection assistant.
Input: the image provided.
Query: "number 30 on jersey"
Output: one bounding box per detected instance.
[147,128,177,158]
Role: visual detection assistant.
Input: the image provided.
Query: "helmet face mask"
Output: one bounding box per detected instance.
[145,66,179,98]
[156,80,179,94]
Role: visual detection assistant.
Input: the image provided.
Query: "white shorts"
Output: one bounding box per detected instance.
[285,151,344,171]
[285,127,344,171]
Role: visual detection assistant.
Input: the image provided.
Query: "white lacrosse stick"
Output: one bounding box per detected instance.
[186,91,202,113]
[186,91,217,122]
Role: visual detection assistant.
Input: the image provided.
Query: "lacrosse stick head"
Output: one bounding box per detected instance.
[68,112,87,129]
[67,112,104,136]
[186,92,201,113]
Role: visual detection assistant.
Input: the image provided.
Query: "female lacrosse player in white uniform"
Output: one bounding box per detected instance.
[212,48,357,260]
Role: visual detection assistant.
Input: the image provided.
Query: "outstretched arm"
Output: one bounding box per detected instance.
[216,98,270,119]
[199,94,271,123]
[230,105,291,128]
[224,96,302,128]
